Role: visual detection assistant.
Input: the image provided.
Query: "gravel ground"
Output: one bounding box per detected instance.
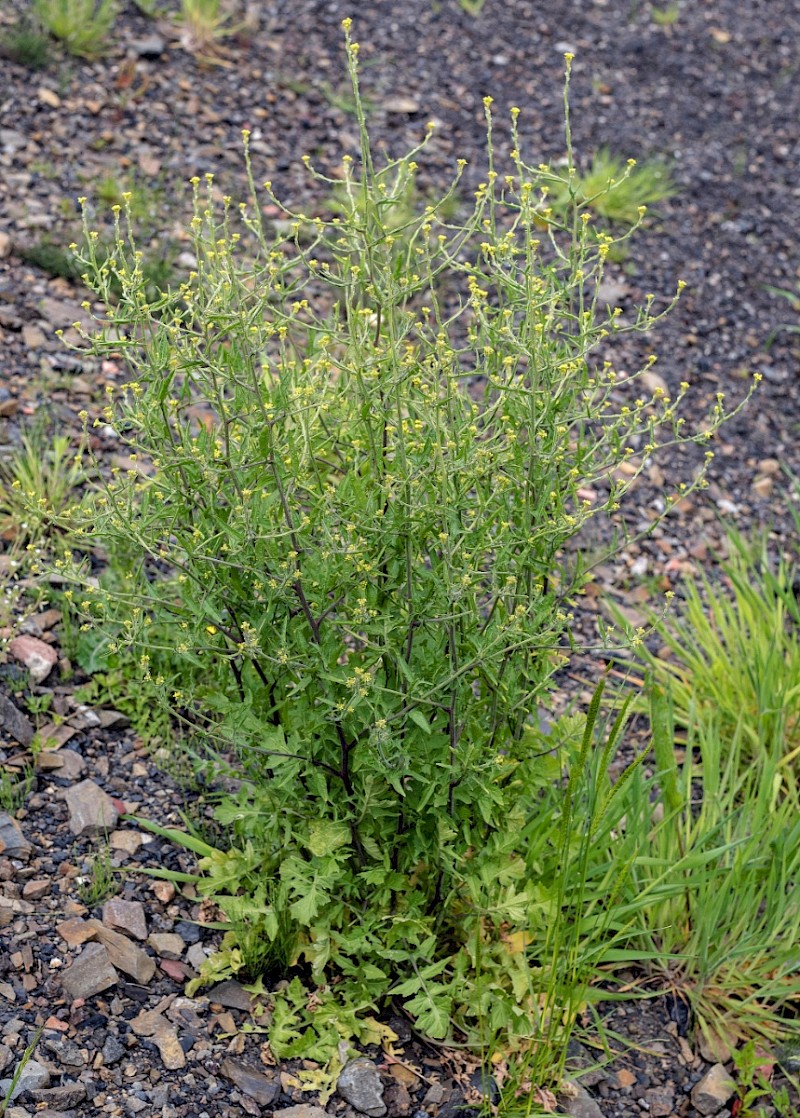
[0,1,798,1115]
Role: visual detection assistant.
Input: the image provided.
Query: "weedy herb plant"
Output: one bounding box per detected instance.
[61,31,752,1068]
[33,0,118,59]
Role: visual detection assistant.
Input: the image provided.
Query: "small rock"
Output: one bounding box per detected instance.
[97,709,131,729]
[0,1057,51,1100]
[21,324,46,349]
[699,1030,734,1066]
[151,1022,185,1070]
[148,932,185,957]
[89,921,156,984]
[558,1082,604,1118]
[0,814,32,861]
[7,635,57,684]
[29,1084,87,1108]
[383,1081,412,1116]
[130,34,166,58]
[37,751,86,781]
[37,87,61,107]
[0,694,35,746]
[338,1058,387,1117]
[389,1065,419,1089]
[691,1064,736,1116]
[109,829,145,855]
[221,1059,280,1105]
[615,1069,637,1089]
[751,475,774,498]
[103,898,148,941]
[60,942,118,1000]
[40,1034,85,1067]
[185,942,209,969]
[0,231,12,258]
[21,879,50,900]
[274,1108,330,1118]
[64,780,119,836]
[640,369,670,397]
[56,918,97,947]
[208,980,257,1011]
[382,95,420,114]
[644,1087,675,1116]
[101,1035,126,1065]
[422,1084,445,1107]
[151,880,176,903]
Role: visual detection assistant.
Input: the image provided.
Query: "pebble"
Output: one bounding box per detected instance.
[64,780,120,836]
[220,1058,280,1105]
[0,694,35,746]
[691,1063,736,1115]
[0,231,12,258]
[148,932,185,957]
[7,635,58,684]
[274,1108,330,1118]
[0,814,32,861]
[89,921,156,985]
[338,1057,387,1117]
[0,1057,51,1101]
[103,898,148,941]
[29,1084,88,1108]
[558,1082,604,1118]
[101,1035,126,1065]
[130,34,166,58]
[60,942,118,1000]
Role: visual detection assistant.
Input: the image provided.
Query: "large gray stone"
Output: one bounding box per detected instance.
[691,1064,736,1116]
[221,1059,280,1105]
[0,694,34,746]
[558,1082,604,1118]
[88,921,155,985]
[0,1057,50,1101]
[60,942,118,1000]
[0,813,31,860]
[338,1058,387,1117]
[64,780,119,836]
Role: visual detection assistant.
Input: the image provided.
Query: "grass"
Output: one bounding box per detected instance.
[33,0,118,59]
[0,426,86,548]
[0,766,36,815]
[606,687,800,1046]
[636,532,800,794]
[0,1024,45,1115]
[1,14,51,69]
[550,148,675,226]
[77,839,118,906]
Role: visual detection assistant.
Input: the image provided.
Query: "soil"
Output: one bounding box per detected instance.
[0,1,799,1116]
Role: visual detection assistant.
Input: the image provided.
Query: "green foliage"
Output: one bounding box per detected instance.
[33,0,118,59]
[0,766,36,815]
[177,0,241,55]
[549,147,675,226]
[0,1025,45,1115]
[732,1041,800,1118]
[650,3,681,26]
[77,838,118,906]
[1,14,51,69]
[0,426,85,549]
[766,280,800,340]
[638,533,800,791]
[61,38,749,1061]
[603,686,800,1044]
